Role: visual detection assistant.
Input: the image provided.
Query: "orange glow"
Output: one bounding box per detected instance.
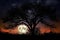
[0,19,60,35]
[40,27,51,34]
[36,22,51,34]
[36,21,60,34]
[0,20,18,34]
[0,28,10,33]
[52,28,60,33]
[51,21,60,33]
[0,27,18,34]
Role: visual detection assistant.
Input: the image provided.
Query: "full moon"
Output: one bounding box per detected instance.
[18,24,29,34]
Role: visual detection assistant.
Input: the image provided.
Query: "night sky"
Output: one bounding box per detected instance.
[0,0,60,36]
[0,0,60,40]
[0,0,60,19]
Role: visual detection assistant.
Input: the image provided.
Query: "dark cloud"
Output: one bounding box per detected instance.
[0,0,59,19]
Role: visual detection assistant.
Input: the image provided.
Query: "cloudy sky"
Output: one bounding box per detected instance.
[0,0,60,35]
[0,0,60,18]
